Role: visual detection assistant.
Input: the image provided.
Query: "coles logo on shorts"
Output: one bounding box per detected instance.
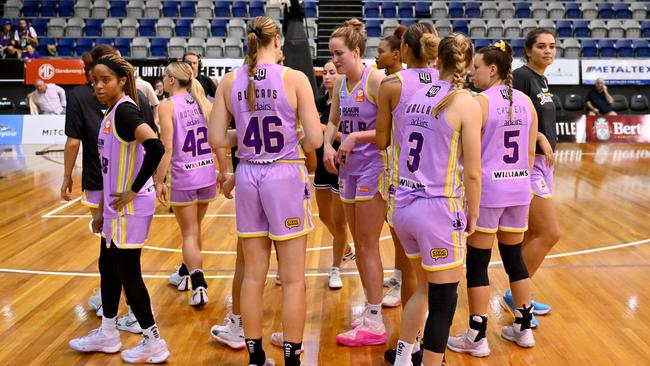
[430,248,448,260]
[355,88,365,102]
[103,120,112,134]
[285,218,301,229]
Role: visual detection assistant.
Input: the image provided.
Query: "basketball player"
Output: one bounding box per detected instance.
[375,22,440,365]
[63,45,155,334]
[314,60,354,290]
[447,40,538,358]
[154,61,222,307]
[323,18,388,347]
[208,17,322,366]
[68,54,169,363]
[504,28,559,321]
[379,33,481,366]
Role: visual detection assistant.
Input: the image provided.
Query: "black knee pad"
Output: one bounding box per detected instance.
[466,245,491,288]
[423,282,459,354]
[498,242,529,283]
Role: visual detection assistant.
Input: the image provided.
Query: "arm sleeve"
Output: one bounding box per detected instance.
[64,90,83,139]
[115,102,147,142]
[131,138,164,192]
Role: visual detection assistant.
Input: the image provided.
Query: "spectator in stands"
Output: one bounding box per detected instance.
[20,44,40,60]
[136,76,160,123]
[183,52,217,98]
[28,79,66,115]
[154,79,166,100]
[14,19,38,50]
[586,78,616,116]
[1,21,19,59]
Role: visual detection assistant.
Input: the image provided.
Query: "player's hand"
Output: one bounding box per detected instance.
[155,182,168,206]
[61,175,73,201]
[323,143,338,174]
[217,171,228,195]
[538,135,555,167]
[223,175,236,199]
[465,212,477,236]
[91,215,104,233]
[337,133,356,167]
[109,190,137,211]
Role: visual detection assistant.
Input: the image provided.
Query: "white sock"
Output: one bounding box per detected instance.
[189,269,203,275]
[393,269,402,283]
[394,340,415,366]
[142,324,161,341]
[412,339,421,353]
[366,303,382,324]
[101,316,118,334]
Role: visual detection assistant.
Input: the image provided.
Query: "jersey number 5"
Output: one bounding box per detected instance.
[503,130,520,164]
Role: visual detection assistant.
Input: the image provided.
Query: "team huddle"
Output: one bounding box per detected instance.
[63,15,561,366]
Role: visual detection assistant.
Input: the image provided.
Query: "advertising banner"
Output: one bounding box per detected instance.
[555,114,587,143]
[21,115,66,144]
[581,59,650,85]
[24,59,86,85]
[201,58,245,81]
[0,115,23,145]
[586,114,650,142]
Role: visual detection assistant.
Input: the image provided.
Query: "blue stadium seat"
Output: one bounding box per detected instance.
[401,18,416,26]
[58,0,74,17]
[37,37,55,55]
[114,38,131,57]
[381,2,397,18]
[151,38,168,57]
[31,19,48,36]
[398,2,413,18]
[175,19,192,36]
[474,38,491,50]
[556,20,573,38]
[448,2,464,18]
[21,1,39,17]
[180,1,196,17]
[453,20,469,35]
[581,39,598,57]
[465,2,481,18]
[215,1,230,17]
[365,1,379,18]
[249,1,265,17]
[162,1,178,17]
[414,2,430,18]
[642,21,650,37]
[597,4,614,19]
[57,38,75,57]
[96,38,113,46]
[75,38,94,55]
[511,39,525,57]
[614,3,632,19]
[366,19,381,37]
[211,19,228,37]
[634,40,650,57]
[231,1,247,17]
[303,0,317,18]
[139,19,156,37]
[40,1,57,17]
[85,19,103,37]
[565,3,581,19]
[599,40,616,57]
[515,2,531,18]
[616,40,633,57]
[574,21,590,37]
[110,1,128,17]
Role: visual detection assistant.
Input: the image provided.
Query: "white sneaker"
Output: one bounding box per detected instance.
[340,246,356,267]
[447,331,491,357]
[69,328,122,353]
[88,288,103,317]
[383,277,400,288]
[501,326,535,348]
[250,359,276,366]
[190,287,208,306]
[169,266,190,291]
[121,338,170,364]
[328,267,343,290]
[211,314,245,349]
[117,308,142,334]
[382,282,401,307]
[270,332,284,348]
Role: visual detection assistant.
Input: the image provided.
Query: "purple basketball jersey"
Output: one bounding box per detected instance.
[169,93,216,190]
[97,95,155,219]
[479,86,532,207]
[394,81,464,208]
[338,66,383,174]
[231,64,304,163]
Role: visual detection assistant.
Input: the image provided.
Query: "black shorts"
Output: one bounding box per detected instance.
[314,143,339,193]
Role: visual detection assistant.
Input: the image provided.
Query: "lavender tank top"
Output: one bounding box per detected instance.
[479,86,532,207]
[338,66,383,173]
[230,64,304,163]
[394,80,463,207]
[169,93,216,190]
[98,95,155,218]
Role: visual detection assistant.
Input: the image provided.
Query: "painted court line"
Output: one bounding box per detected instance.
[41,197,81,218]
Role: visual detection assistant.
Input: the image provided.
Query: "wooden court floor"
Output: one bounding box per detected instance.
[0,142,649,366]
